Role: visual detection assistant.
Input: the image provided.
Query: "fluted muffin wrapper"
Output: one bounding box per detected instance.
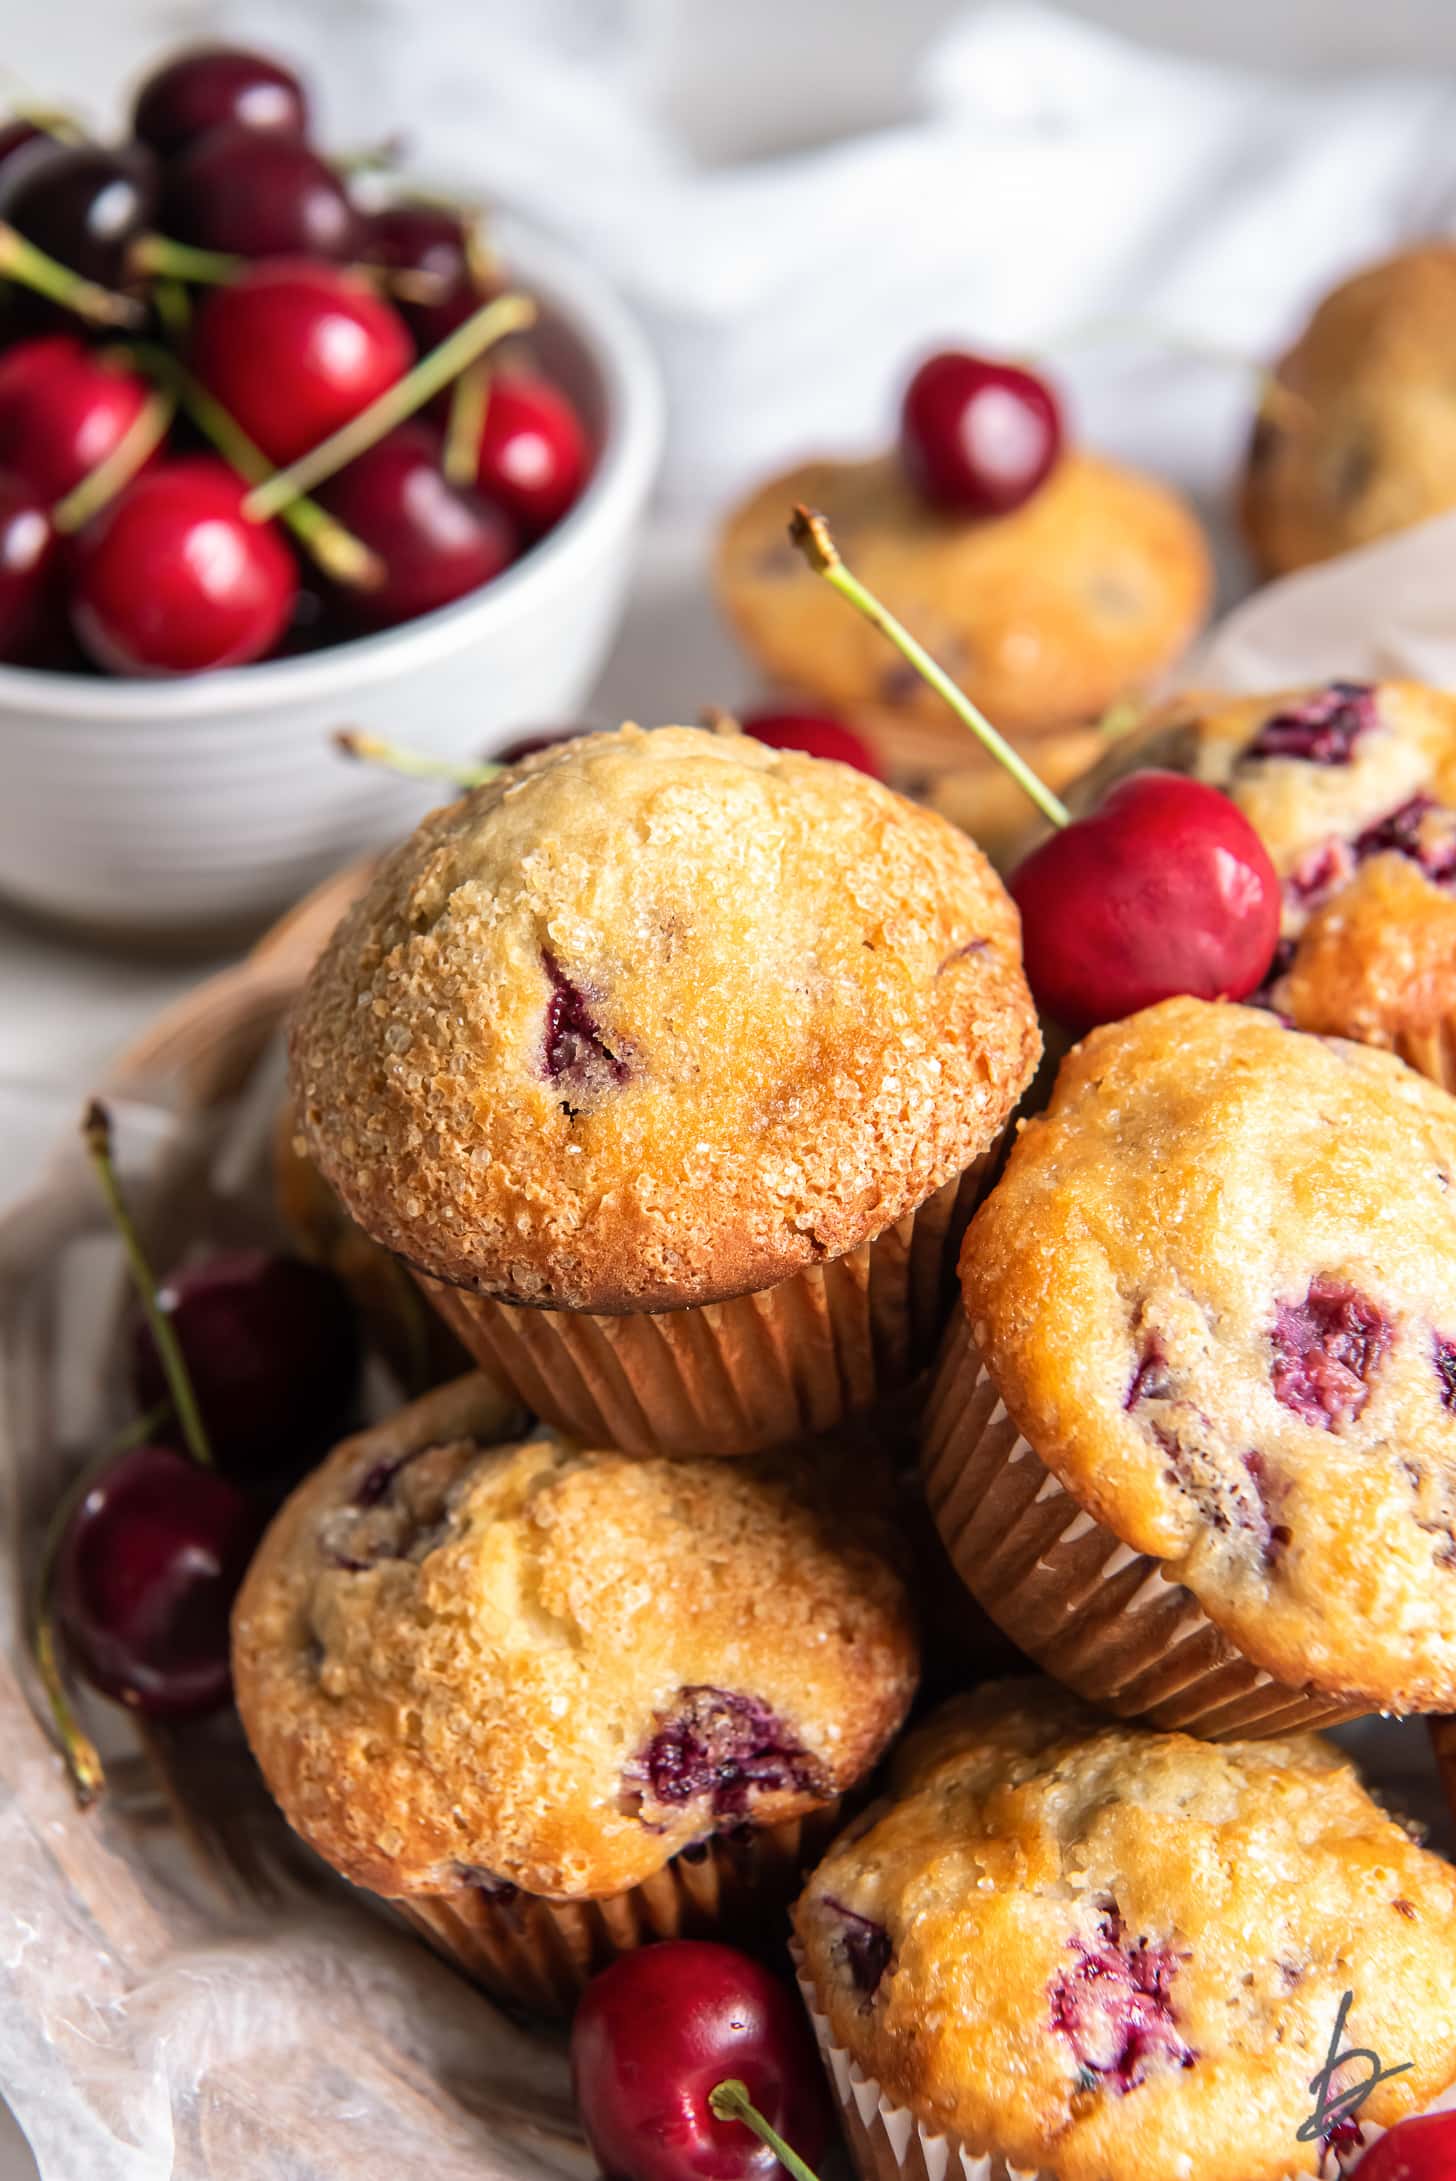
[792,1949,1456,2181]
[919,1314,1368,1740]
[417,1154,998,1459]
[393,1805,841,2016]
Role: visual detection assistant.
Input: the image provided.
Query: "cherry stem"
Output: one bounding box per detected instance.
[443,360,490,487]
[51,386,175,534]
[788,504,1070,829]
[334,728,502,786]
[0,218,142,327]
[127,345,384,589]
[243,289,536,521]
[708,2082,822,2181]
[151,278,190,341]
[129,233,240,285]
[81,1100,213,1470]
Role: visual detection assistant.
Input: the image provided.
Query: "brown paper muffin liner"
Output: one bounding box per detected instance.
[417,1154,997,1459]
[1393,1017,1456,1095]
[793,1949,1454,2181]
[393,1805,841,2016]
[920,1315,1367,1739]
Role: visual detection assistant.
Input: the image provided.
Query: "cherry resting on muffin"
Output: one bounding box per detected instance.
[571,1942,830,2181]
[1352,2111,1456,2181]
[788,505,1279,1029]
[741,707,883,777]
[900,349,1063,516]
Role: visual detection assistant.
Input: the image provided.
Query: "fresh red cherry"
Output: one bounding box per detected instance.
[900,350,1063,516]
[473,372,588,535]
[0,334,151,502]
[1352,2112,1456,2181]
[190,259,412,466]
[132,45,309,159]
[162,124,361,260]
[571,1942,830,2181]
[53,1442,259,1718]
[0,140,158,292]
[320,423,516,628]
[1010,771,1281,1029]
[371,204,498,352]
[132,1249,361,1490]
[0,469,60,661]
[71,457,298,676]
[741,708,883,778]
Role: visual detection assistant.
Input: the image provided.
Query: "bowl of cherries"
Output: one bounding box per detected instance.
[0,43,663,942]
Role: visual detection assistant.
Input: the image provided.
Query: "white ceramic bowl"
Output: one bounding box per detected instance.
[0,214,663,946]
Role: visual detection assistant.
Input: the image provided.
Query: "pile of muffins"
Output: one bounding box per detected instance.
[235,695,1456,2180]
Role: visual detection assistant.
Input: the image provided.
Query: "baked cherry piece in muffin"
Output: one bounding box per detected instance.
[289,724,1038,1457]
[795,1680,1456,2181]
[1069,680,1456,1081]
[922,996,1456,1733]
[1242,244,1456,575]
[232,1373,918,2011]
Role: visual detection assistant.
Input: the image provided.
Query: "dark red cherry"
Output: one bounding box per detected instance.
[741,707,883,778]
[0,469,60,661]
[0,120,52,183]
[71,457,297,676]
[320,423,516,628]
[132,45,309,159]
[190,259,412,466]
[132,1249,361,1489]
[1352,2113,1456,2181]
[162,123,361,260]
[901,350,1063,517]
[473,372,588,535]
[1009,771,1281,1030]
[0,140,158,291]
[571,1942,831,2181]
[365,203,486,351]
[0,334,150,502]
[53,1443,259,1717]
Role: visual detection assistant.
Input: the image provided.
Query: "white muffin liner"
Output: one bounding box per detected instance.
[418,1152,999,1459]
[920,1315,1367,1738]
[793,1947,1456,2181]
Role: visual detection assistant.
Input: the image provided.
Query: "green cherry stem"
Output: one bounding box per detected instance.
[443,360,490,487]
[0,219,142,327]
[129,233,241,285]
[787,504,1070,829]
[334,728,502,787]
[51,387,175,534]
[81,1101,213,1470]
[243,289,536,521]
[708,2082,822,2181]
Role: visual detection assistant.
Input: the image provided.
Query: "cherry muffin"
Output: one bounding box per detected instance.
[716,453,1211,742]
[922,995,1456,1736]
[795,1680,1456,2181]
[1242,243,1456,575]
[1066,679,1456,1084]
[232,1373,919,2014]
[289,723,1039,1458]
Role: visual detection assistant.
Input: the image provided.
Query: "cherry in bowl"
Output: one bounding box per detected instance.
[132,43,310,159]
[0,140,158,293]
[320,423,517,629]
[901,350,1062,517]
[0,335,153,503]
[0,471,61,663]
[162,124,361,260]
[471,371,589,536]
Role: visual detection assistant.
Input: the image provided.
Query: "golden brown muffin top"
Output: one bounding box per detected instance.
[796,1681,1456,2181]
[232,1375,919,1901]
[1071,681,1456,1047]
[290,725,1038,1311]
[959,997,1456,1710]
[716,451,1211,736]
[1242,243,1456,575]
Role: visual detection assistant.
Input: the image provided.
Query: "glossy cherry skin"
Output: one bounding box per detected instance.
[1009,771,1282,1031]
[162,123,362,260]
[0,120,52,183]
[366,203,487,351]
[0,471,60,661]
[1352,2113,1456,2181]
[190,259,412,466]
[0,141,158,291]
[132,1249,362,1490]
[473,372,589,535]
[741,707,883,778]
[901,350,1063,517]
[321,423,517,628]
[132,44,309,160]
[53,1443,259,1717]
[71,458,298,676]
[571,1942,831,2181]
[0,335,151,502]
